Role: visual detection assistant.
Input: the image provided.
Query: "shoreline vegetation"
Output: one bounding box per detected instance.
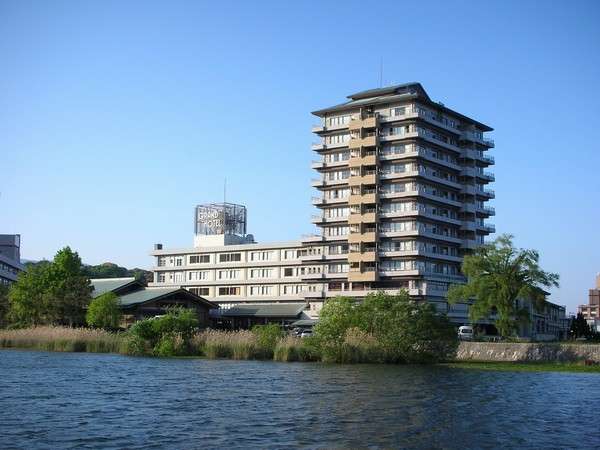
[2,326,600,373]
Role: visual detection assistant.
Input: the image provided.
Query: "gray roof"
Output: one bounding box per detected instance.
[290,319,318,327]
[312,82,493,131]
[220,303,307,318]
[118,287,218,308]
[90,277,138,298]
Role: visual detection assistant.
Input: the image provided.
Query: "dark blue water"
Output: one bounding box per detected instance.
[0,350,599,449]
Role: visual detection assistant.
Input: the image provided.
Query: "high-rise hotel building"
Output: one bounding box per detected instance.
[150,83,495,322]
[301,83,495,318]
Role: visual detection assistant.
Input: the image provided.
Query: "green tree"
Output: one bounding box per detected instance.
[8,247,92,327]
[8,261,55,326]
[49,247,93,326]
[569,312,591,339]
[86,292,122,330]
[448,234,559,337]
[313,291,458,363]
[0,284,9,328]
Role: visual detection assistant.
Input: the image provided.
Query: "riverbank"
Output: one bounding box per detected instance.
[3,327,600,373]
[444,361,600,373]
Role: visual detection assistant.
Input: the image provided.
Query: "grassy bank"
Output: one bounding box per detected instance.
[0,326,126,353]
[443,361,600,373]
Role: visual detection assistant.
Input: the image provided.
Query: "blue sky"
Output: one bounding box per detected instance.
[1,0,599,312]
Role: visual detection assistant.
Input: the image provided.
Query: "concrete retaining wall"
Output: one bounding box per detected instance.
[456,342,600,363]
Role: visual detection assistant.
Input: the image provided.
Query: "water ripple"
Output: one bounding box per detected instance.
[1,350,599,449]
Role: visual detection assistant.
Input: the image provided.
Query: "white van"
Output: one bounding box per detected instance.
[458,326,474,341]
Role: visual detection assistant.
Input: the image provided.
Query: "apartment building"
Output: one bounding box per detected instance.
[149,203,319,315]
[0,234,24,286]
[303,83,495,317]
[578,274,600,331]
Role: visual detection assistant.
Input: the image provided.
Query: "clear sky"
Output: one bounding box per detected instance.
[1,0,599,312]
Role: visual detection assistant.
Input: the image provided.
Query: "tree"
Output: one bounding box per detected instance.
[313,291,458,363]
[8,247,92,327]
[8,261,55,326]
[448,234,559,337]
[569,313,591,339]
[86,292,122,330]
[0,284,9,328]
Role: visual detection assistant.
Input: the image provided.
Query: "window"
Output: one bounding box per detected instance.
[175,258,183,267]
[219,253,241,263]
[218,287,240,296]
[189,255,210,264]
[283,267,294,277]
[250,268,273,279]
[249,285,275,296]
[391,106,406,116]
[250,251,274,262]
[157,257,165,267]
[218,269,241,280]
[157,273,166,283]
[188,271,209,281]
[189,287,210,296]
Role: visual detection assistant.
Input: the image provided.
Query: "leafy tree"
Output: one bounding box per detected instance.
[8,261,55,326]
[8,247,92,327]
[86,292,122,330]
[313,290,458,363]
[48,247,93,326]
[0,284,9,328]
[569,312,591,339]
[448,234,559,337]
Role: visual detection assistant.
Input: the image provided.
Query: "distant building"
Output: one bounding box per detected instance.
[0,234,24,286]
[578,274,600,332]
[90,277,217,328]
[150,203,320,320]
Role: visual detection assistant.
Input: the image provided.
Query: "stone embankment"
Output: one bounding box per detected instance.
[456,342,600,363]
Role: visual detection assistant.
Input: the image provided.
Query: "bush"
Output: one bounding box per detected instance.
[252,324,283,358]
[312,291,458,364]
[153,332,186,357]
[273,336,320,362]
[86,292,122,330]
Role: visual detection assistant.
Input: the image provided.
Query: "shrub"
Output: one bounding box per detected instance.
[86,292,122,330]
[273,336,320,362]
[153,332,186,357]
[312,291,458,364]
[252,324,283,357]
[129,319,159,343]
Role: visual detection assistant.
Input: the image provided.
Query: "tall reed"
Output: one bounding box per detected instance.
[0,326,126,353]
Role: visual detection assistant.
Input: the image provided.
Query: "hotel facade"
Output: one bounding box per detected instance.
[150,83,496,322]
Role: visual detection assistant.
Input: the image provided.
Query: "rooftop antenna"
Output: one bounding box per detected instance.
[224,178,227,204]
[379,57,383,88]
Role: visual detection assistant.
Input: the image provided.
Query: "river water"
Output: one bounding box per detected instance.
[0,350,598,449]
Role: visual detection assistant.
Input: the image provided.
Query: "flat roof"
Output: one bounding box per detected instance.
[218,303,307,318]
[151,240,304,256]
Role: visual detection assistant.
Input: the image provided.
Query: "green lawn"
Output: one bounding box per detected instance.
[443,361,600,373]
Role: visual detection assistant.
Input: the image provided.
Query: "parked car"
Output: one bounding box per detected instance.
[300,329,313,338]
[458,326,474,341]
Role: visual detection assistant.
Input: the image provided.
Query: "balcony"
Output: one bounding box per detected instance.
[348,192,377,205]
[477,206,495,216]
[480,189,495,199]
[311,177,348,188]
[348,231,377,243]
[478,223,496,234]
[348,114,378,131]
[348,251,377,263]
[459,131,495,148]
[348,173,377,186]
[348,268,378,282]
[348,152,377,167]
[348,134,378,149]
[302,271,326,280]
[311,196,349,206]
